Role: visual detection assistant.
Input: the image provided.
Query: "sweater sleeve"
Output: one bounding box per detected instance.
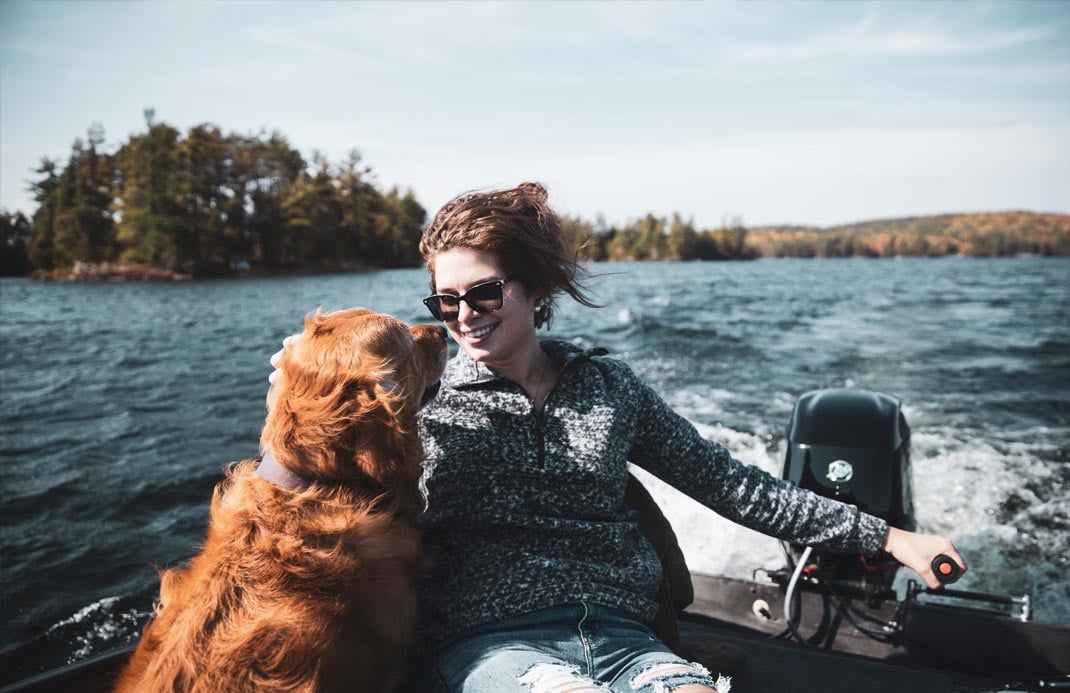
[623,365,889,557]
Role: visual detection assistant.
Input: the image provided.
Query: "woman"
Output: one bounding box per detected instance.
[267,182,965,692]
[410,182,965,693]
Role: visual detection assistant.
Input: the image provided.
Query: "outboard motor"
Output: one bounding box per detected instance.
[782,388,916,597]
[769,388,1064,679]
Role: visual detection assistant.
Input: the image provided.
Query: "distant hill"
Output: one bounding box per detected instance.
[746,211,1070,258]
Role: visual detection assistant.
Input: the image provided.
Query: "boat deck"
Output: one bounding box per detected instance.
[679,614,1000,693]
[678,571,1070,693]
[4,572,1065,692]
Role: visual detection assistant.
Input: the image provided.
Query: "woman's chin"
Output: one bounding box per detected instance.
[460,342,494,363]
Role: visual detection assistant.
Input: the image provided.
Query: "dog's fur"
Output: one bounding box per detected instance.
[115,308,448,693]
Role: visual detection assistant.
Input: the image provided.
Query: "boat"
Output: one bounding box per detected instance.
[3,389,1068,692]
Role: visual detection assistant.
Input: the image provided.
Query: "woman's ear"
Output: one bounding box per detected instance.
[534,296,552,328]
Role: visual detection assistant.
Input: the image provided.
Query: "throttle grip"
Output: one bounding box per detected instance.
[931,554,963,585]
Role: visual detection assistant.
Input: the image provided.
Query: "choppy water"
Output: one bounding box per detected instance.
[1,258,1068,683]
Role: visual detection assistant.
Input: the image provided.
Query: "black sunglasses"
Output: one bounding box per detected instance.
[423,277,513,322]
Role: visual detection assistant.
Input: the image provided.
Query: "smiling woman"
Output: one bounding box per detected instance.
[417,182,601,407]
[409,182,966,693]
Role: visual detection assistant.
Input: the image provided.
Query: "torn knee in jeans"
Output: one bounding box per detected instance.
[628,661,732,693]
[518,662,609,693]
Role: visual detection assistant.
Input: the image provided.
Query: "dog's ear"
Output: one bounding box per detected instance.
[337,371,410,450]
[340,374,406,428]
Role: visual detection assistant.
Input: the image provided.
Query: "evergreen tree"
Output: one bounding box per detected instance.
[635,213,667,260]
[27,158,61,270]
[231,131,306,269]
[336,150,375,264]
[0,209,33,275]
[283,154,343,268]
[176,124,230,273]
[51,125,117,267]
[380,186,427,267]
[114,115,183,267]
[667,213,698,260]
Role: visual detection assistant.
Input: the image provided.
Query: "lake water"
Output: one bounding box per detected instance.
[1,258,1068,683]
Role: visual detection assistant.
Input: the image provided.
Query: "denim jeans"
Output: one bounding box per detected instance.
[422,602,727,693]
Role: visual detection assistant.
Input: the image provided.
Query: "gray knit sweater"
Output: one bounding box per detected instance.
[417,339,889,646]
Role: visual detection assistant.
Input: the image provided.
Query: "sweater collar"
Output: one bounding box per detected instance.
[443,339,608,389]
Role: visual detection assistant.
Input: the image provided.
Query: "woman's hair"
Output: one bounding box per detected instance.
[419,182,598,329]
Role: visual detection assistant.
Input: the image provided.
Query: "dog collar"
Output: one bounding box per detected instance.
[256,451,311,492]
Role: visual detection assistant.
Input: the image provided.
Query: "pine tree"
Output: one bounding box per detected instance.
[50,125,117,267]
[27,158,60,270]
[114,115,183,267]
[0,209,33,275]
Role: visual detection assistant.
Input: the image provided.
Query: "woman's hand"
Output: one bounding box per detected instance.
[268,335,295,384]
[883,526,967,589]
[266,335,298,408]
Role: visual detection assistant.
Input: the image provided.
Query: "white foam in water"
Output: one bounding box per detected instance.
[666,388,735,421]
[903,429,1069,623]
[47,596,146,663]
[637,405,1069,624]
[47,596,121,632]
[908,429,1035,535]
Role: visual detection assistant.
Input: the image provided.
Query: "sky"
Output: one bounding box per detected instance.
[1,0,1068,228]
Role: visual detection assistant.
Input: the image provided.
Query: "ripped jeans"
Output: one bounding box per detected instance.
[422,602,729,693]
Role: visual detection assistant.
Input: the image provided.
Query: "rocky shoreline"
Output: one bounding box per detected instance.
[35,262,192,282]
[29,261,385,282]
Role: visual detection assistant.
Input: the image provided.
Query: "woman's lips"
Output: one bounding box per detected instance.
[460,323,498,344]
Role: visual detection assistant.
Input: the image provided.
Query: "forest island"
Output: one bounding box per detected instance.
[3,116,1068,279]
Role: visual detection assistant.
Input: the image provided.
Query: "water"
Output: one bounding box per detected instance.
[1,258,1068,683]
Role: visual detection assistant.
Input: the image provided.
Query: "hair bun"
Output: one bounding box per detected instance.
[517,181,547,204]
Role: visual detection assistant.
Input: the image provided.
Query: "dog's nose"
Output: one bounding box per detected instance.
[438,325,448,340]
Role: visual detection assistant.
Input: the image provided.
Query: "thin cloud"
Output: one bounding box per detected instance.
[243,25,394,72]
[728,16,1059,64]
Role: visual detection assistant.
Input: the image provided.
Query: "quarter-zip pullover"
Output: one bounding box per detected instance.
[417,339,889,647]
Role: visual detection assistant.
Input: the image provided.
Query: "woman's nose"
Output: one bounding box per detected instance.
[455,300,478,323]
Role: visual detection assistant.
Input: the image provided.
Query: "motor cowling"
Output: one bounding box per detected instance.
[782,388,916,593]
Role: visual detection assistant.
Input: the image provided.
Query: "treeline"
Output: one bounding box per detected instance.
[4,116,1069,279]
[747,211,1070,258]
[568,213,759,261]
[5,112,426,277]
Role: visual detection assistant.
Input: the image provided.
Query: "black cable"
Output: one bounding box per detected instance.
[784,546,835,648]
[835,597,896,643]
[822,599,846,650]
[844,599,895,628]
[805,588,832,646]
[820,572,900,633]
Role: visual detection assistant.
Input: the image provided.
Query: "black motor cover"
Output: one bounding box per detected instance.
[783,388,916,533]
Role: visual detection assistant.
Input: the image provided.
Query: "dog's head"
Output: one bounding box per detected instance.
[262,308,448,491]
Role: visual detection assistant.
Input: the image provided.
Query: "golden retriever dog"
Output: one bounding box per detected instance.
[115,308,448,693]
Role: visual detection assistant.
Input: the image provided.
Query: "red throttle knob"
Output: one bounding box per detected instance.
[931,555,963,585]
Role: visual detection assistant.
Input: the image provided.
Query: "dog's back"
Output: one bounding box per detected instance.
[115,462,423,693]
[115,310,447,692]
